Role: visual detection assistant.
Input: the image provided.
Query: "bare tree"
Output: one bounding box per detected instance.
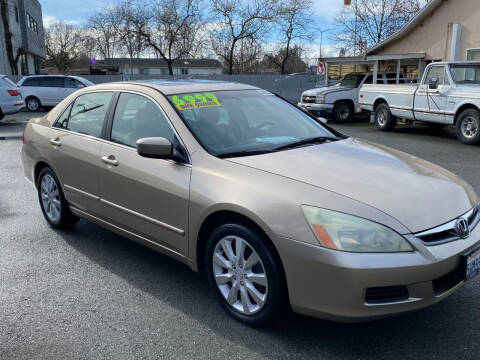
[0,0,23,75]
[333,0,428,55]
[128,0,204,75]
[267,0,312,74]
[44,22,84,73]
[209,0,275,75]
[87,8,120,59]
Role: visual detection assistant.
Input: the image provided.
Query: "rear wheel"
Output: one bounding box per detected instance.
[26,96,41,112]
[332,101,352,123]
[375,103,397,131]
[456,109,480,145]
[37,167,79,228]
[205,223,285,326]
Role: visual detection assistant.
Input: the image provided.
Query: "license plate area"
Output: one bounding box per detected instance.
[463,247,480,281]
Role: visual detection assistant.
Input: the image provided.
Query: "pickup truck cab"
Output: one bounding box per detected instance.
[298,72,407,122]
[359,61,480,145]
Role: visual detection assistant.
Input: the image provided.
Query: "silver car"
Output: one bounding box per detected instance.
[0,75,25,121]
[18,75,94,112]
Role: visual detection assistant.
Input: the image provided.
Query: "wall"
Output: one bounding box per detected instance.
[21,0,45,59]
[370,0,480,61]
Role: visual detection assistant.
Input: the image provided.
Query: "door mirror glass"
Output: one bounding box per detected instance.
[429,77,439,90]
[136,137,173,159]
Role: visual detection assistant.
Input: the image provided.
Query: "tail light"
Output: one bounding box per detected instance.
[8,89,20,96]
[22,128,25,144]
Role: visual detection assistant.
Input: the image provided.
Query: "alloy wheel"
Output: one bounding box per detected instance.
[377,110,387,126]
[461,116,478,139]
[212,236,268,315]
[27,98,39,111]
[40,174,61,223]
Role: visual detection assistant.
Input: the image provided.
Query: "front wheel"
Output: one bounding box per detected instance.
[205,223,286,326]
[456,109,480,145]
[37,167,79,228]
[375,103,397,131]
[332,101,352,123]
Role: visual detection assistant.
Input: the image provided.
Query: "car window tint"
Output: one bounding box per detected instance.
[363,75,373,84]
[111,93,175,148]
[66,92,114,137]
[22,77,40,87]
[41,77,64,88]
[65,78,83,89]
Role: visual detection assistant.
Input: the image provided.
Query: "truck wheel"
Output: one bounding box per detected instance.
[375,103,397,131]
[333,101,352,123]
[456,109,480,145]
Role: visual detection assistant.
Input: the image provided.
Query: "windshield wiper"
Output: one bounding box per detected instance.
[273,136,339,151]
[218,149,275,158]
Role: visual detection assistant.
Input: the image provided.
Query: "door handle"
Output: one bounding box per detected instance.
[101,155,119,167]
[49,138,61,147]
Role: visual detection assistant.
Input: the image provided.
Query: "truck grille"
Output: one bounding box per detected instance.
[302,95,316,104]
[416,205,480,245]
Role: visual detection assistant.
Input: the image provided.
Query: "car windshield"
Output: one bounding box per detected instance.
[339,74,365,88]
[168,90,338,157]
[450,64,480,84]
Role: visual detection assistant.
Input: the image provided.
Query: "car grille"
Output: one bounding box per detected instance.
[415,205,480,245]
[302,95,316,104]
[365,286,409,304]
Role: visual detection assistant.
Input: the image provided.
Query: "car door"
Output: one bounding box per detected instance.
[415,65,448,122]
[46,91,115,214]
[99,92,191,255]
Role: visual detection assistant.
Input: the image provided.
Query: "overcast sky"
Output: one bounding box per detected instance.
[40,0,344,61]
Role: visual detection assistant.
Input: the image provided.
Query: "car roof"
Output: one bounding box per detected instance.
[101,79,260,95]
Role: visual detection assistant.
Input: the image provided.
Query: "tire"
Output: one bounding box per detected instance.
[205,222,286,326]
[375,103,397,131]
[332,101,352,123]
[456,109,480,145]
[26,96,41,112]
[37,167,79,228]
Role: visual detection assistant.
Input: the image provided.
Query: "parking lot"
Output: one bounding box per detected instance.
[1,112,479,360]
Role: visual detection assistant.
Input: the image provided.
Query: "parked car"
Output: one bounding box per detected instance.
[18,75,94,112]
[22,80,480,326]
[0,75,25,120]
[359,61,480,145]
[298,71,407,122]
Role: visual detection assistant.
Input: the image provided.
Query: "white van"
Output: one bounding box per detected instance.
[18,75,94,111]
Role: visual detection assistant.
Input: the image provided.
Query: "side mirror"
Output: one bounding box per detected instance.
[136,137,173,159]
[428,78,439,90]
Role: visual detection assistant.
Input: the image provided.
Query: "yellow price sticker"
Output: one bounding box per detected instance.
[172,92,221,111]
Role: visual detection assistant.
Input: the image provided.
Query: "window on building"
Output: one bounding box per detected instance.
[181,68,189,75]
[15,6,19,22]
[26,13,38,33]
[467,49,480,61]
[20,54,28,75]
[139,68,150,75]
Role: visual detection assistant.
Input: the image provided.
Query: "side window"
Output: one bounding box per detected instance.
[42,77,64,88]
[424,66,448,86]
[22,78,39,87]
[363,75,373,84]
[65,78,84,89]
[55,103,73,129]
[65,92,114,137]
[111,93,175,148]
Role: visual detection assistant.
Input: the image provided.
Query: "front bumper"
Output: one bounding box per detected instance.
[297,102,333,117]
[275,222,480,322]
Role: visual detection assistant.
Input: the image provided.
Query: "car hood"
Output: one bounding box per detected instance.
[227,138,478,233]
[302,87,352,97]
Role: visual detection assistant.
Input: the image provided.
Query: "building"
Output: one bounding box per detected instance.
[99,58,224,76]
[324,0,480,85]
[0,0,45,75]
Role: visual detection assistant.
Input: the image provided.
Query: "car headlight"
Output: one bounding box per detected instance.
[301,206,413,253]
[315,95,326,104]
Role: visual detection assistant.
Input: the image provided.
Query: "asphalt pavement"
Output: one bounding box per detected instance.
[1,114,479,359]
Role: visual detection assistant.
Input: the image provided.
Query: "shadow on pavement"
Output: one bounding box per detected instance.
[56,218,479,359]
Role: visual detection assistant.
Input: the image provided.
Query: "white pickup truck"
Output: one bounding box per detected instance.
[298,71,407,122]
[359,61,480,145]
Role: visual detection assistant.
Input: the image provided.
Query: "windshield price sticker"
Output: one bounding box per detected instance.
[172,93,221,111]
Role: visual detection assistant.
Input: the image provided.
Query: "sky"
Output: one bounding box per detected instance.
[40,0,344,63]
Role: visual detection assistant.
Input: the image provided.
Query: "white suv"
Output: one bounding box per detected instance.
[18,75,94,111]
[0,75,25,121]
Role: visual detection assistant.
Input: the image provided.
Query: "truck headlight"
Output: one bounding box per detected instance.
[315,95,326,104]
[301,206,413,253]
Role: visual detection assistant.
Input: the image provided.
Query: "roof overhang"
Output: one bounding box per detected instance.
[366,0,445,55]
[366,53,426,61]
[323,56,374,65]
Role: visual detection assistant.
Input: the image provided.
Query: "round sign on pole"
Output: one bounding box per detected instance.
[317,60,325,75]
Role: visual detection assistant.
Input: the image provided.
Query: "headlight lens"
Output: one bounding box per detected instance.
[302,206,413,253]
[315,95,326,104]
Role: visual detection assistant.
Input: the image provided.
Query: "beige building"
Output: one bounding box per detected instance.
[325,0,480,84]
